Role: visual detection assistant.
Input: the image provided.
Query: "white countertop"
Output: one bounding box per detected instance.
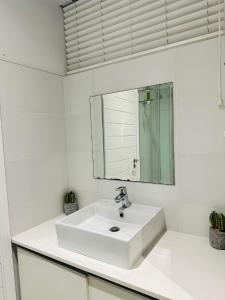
[12,216,225,300]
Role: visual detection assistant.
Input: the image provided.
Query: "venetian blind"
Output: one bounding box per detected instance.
[63,0,224,73]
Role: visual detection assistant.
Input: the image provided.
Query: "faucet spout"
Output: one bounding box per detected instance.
[119,206,124,218]
[114,186,131,217]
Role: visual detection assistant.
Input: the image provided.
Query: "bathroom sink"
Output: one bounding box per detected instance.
[55,199,165,268]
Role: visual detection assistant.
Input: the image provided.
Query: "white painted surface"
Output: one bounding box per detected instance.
[0,0,65,75]
[12,217,225,300]
[55,200,165,268]
[64,38,225,237]
[0,114,16,300]
[18,248,88,300]
[103,90,139,180]
[0,60,68,236]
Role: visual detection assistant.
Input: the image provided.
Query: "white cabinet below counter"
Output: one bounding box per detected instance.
[88,276,149,300]
[17,249,152,300]
[18,248,88,300]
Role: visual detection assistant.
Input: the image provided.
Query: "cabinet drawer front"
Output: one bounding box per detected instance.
[88,276,151,300]
[18,249,88,300]
[0,288,4,300]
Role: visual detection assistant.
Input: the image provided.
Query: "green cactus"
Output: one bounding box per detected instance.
[209,211,219,229]
[64,191,76,204]
[209,211,225,232]
[218,214,225,232]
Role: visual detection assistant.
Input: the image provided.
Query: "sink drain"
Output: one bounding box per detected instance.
[109,226,120,232]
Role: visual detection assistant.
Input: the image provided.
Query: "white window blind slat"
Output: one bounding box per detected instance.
[67,28,168,65]
[65,6,167,49]
[67,13,224,64]
[63,0,224,73]
[66,17,166,54]
[64,2,168,42]
[66,23,167,62]
[64,1,165,36]
[65,0,129,32]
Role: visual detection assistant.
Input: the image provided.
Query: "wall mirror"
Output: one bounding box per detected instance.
[90,83,175,185]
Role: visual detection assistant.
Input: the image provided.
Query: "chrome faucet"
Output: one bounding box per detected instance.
[114,186,131,217]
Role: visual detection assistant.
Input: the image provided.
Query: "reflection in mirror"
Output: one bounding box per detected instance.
[90,83,174,185]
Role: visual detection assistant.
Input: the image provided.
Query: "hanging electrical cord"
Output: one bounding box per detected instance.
[218,0,225,109]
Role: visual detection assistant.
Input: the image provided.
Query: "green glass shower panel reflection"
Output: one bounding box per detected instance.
[139,83,174,184]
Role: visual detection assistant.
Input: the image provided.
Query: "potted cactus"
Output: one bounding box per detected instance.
[209,211,225,250]
[63,191,78,215]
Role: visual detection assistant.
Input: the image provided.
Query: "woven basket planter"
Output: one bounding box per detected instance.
[64,202,78,215]
[209,227,225,250]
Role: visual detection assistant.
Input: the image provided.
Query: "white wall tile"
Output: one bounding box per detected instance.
[0,61,64,113]
[6,154,68,235]
[178,204,212,237]
[0,0,65,74]
[67,151,98,208]
[2,112,66,162]
[64,71,94,115]
[92,48,175,95]
[179,154,225,206]
[176,40,225,156]
[66,114,92,153]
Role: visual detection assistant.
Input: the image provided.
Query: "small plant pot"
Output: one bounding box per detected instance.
[209,227,225,250]
[64,202,78,215]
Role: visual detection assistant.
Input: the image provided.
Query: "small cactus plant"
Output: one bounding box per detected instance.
[209,210,225,250]
[63,191,78,215]
[218,214,225,232]
[209,211,219,229]
[209,211,225,232]
[64,191,76,204]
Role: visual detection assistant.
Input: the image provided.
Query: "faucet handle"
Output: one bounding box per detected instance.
[116,186,127,195]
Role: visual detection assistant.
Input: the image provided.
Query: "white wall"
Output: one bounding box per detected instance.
[0,61,68,236]
[0,0,65,75]
[0,115,16,300]
[0,0,68,236]
[64,38,225,237]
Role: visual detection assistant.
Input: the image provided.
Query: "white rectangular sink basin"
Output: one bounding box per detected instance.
[55,199,165,269]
